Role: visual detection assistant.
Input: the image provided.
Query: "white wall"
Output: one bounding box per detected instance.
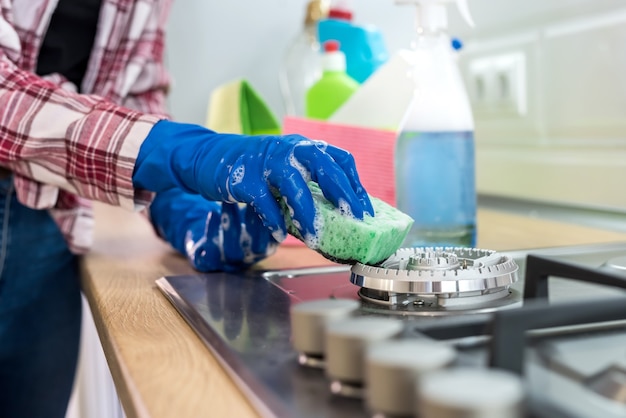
[452,0,626,210]
[165,0,626,211]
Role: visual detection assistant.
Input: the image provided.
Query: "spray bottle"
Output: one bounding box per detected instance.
[394,0,476,248]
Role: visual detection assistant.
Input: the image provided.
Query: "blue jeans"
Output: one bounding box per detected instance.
[0,178,81,418]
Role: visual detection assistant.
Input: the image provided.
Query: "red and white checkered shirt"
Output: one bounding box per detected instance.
[0,0,172,253]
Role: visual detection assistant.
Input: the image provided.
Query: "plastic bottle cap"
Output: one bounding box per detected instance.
[304,0,330,26]
[328,8,353,20]
[322,40,346,72]
[324,40,340,53]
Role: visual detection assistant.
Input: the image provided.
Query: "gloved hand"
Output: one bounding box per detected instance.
[149,187,278,272]
[133,120,374,243]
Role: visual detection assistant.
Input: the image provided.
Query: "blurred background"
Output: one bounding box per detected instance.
[165,0,626,213]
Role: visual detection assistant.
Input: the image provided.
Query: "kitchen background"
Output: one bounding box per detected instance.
[166,0,626,212]
[67,0,626,417]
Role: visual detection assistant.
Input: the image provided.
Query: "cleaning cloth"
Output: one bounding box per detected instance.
[206,79,281,135]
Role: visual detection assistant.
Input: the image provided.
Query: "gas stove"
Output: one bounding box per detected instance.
[156,242,626,418]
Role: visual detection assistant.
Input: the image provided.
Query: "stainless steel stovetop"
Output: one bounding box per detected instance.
[156,242,626,418]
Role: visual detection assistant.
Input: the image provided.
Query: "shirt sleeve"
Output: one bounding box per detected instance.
[121,0,172,120]
[0,17,163,211]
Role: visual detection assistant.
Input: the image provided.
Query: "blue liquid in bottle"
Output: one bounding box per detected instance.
[395,130,476,247]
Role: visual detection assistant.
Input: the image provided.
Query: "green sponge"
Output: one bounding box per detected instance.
[282,182,414,265]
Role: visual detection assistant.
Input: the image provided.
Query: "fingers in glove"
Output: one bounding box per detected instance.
[324,144,375,216]
[220,203,278,268]
[247,191,288,242]
[220,202,245,265]
[189,203,277,272]
[225,157,289,243]
[186,209,223,272]
[293,142,366,220]
[268,166,319,241]
[185,202,246,272]
[243,205,278,260]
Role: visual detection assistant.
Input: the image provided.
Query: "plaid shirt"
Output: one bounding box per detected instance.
[0,0,172,253]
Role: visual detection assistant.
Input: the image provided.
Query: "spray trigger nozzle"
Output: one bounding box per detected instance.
[455,0,474,27]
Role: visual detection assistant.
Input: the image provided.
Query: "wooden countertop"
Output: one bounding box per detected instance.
[80,202,626,418]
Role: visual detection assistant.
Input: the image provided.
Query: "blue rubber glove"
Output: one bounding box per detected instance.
[149,188,278,272]
[133,120,374,243]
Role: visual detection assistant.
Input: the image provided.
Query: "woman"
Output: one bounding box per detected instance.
[0,1,372,417]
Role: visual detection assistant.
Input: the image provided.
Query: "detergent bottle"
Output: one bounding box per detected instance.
[394,0,477,248]
[305,40,359,120]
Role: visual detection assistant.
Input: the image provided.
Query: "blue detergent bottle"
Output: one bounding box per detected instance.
[395,0,477,248]
[317,1,389,83]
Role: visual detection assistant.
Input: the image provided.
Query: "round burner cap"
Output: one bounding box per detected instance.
[366,340,457,416]
[291,299,360,356]
[417,368,525,418]
[325,317,404,383]
[407,250,460,270]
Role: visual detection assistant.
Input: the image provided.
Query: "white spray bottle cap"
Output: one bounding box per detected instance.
[395,0,474,33]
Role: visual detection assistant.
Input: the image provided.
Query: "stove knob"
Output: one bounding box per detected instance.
[417,368,525,418]
[325,317,404,397]
[291,299,360,366]
[365,340,457,417]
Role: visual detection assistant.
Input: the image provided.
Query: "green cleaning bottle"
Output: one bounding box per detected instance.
[305,40,359,120]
